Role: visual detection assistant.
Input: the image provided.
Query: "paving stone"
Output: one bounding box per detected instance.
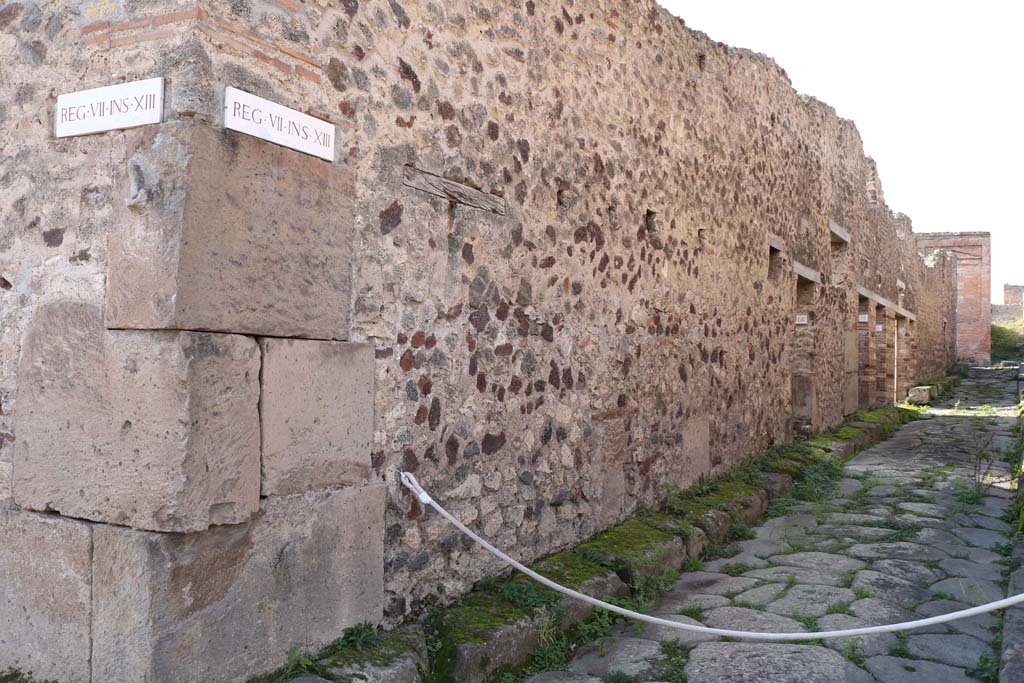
[767,551,866,573]
[686,643,875,683]
[816,525,895,541]
[975,497,1011,518]
[791,536,850,553]
[735,537,789,558]
[851,570,931,605]
[938,557,1004,582]
[905,633,991,668]
[672,572,758,596]
[731,583,788,607]
[839,478,863,496]
[702,607,807,635]
[914,527,963,546]
[523,673,600,683]
[863,655,974,683]
[765,584,856,618]
[703,552,768,572]
[950,526,1008,549]
[620,614,720,647]
[915,600,999,642]
[818,613,898,658]
[743,566,845,586]
[897,502,948,518]
[850,598,920,626]
[895,513,948,528]
[822,512,889,525]
[965,514,1012,532]
[847,542,948,562]
[929,577,1005,606]
[568,638,664,678]
[762,514,820,531]
[866,485,900,497]
[653,593,730,612]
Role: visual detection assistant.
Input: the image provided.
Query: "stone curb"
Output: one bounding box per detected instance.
[312,407,914,683]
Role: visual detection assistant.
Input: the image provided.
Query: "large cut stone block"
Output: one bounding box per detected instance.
[104,119,354,339]
[91,484,385,683]
[0,508,93,683]
[14,302,260,532]
[260,338,374,495]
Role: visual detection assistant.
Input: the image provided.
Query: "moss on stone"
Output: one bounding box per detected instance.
[763,458,805,478]
[0,671,57,683]
[528,551,609,590]
[577,518,677,582]
[426,591,532,682]
[637,512,695,538]
[318,625,421,671]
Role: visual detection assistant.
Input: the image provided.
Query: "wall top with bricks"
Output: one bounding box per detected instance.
[917,232,991,361]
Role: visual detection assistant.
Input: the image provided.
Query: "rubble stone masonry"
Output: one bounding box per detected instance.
[0,1,956,680]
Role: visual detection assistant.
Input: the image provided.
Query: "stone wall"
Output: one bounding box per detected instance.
[994,304,1023,324]
[1005,284,1024,307]
[0,0,956,679]
[917,232,992,362]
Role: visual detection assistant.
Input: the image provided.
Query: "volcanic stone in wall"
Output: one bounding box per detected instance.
[90,484,385,683]
[105,120,355,340]
[259,337,374,495]
[13,302,260,532]
[0,508,93,683]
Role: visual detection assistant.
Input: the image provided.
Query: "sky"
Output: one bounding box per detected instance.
[659,0,1022,302]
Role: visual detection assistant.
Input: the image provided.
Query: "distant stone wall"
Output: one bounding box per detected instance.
[0,0,957,679]
[994,304,1023,324]
[1005,284,1024,306]
[917,232,992,362]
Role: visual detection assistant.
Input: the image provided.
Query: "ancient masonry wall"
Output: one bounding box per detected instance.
[994,303,1022,324]
[1005,284,1024,306]
[917,232,991,362]
[0,1,956,680]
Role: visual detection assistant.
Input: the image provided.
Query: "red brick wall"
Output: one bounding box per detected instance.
[917,233,991,362]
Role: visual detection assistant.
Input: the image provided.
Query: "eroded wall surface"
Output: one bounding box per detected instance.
[1,0,957,670]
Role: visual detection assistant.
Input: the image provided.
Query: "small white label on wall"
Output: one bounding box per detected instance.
[795,313,809,325]
[858,314,869,323]
[55,78,163,138]
[875,324,884,332]
[223,87,335,161]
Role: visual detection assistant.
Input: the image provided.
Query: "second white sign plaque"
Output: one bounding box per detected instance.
[223,87,335,161]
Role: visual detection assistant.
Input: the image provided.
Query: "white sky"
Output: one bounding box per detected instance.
[658,0,1022,302]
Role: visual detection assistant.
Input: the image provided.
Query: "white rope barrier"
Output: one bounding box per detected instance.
[400,471,1024,641]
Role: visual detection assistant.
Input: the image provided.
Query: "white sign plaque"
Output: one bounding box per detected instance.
[224,87,335,161]
[55,78,163,138]
[858,314,869,323]
[795,313,809,325]
[875,324,884,332]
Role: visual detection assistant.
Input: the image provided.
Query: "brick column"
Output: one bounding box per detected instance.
[858,298,876,408]
[875,307,896,406]
[895,317,914,401]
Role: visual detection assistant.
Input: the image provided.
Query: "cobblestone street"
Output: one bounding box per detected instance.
[534,367,1020,682]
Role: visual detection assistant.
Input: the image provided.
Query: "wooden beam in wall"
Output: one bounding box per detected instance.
[403,165,507,216]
